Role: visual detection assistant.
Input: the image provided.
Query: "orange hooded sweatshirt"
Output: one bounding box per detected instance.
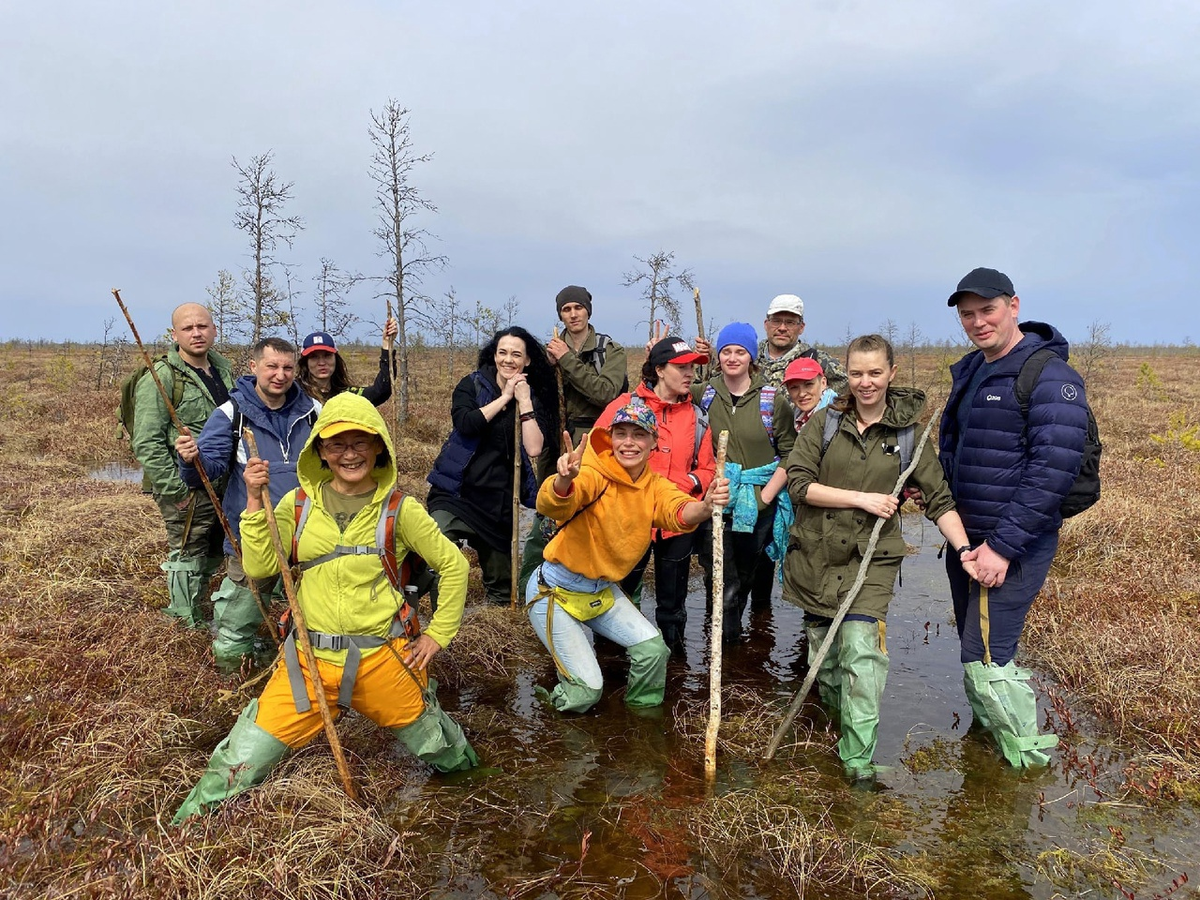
[537,428,697,582]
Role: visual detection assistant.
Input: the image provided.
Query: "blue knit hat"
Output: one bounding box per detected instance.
[715,322,758,358]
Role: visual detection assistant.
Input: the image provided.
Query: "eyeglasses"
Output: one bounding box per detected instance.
[766,315,802,327]
[323,438,375,455]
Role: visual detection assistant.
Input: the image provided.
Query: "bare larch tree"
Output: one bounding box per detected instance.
[205,269,249,350]
[232,151,303,345]
[622,251,694,340]
[368,101,446,424]
[312,258,362,338]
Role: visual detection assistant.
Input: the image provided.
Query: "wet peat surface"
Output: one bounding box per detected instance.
[400,516,1200,899]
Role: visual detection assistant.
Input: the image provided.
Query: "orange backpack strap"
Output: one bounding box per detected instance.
[291,487,310,567]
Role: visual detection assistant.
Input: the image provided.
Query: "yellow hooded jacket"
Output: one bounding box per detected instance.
[240,393,469,663]
[538,428,696,583]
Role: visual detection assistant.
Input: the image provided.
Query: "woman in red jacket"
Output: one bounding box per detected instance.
[596,335,715,655]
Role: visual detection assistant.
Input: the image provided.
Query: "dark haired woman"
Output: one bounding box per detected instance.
[427,326,558,604]
[595,335,716,655]
[298,317,398,406]
[783,334,975,784]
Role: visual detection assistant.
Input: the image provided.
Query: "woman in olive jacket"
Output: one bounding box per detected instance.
[783,334,974,783]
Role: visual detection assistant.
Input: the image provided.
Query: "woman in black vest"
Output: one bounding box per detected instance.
[427,327,557,604]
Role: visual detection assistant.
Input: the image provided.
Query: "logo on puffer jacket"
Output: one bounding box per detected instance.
[986,394,1001,401]
[1061,384,1078,401]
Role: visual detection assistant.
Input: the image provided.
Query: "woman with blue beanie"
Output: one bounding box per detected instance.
[692,322,797,644]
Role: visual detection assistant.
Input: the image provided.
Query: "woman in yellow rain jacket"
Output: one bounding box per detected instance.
[174,393,477,822]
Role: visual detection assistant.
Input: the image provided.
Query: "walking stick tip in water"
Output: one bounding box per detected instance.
[704,430,729,781]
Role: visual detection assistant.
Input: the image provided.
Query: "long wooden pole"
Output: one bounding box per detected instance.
[511,403,522,609]
[763,412,941,761]
[553,325,567,453]
[386,299,399,443]
[693,287,706,342]
[704,430,730,780]
[112,288,278,646]
[242,431,358,801]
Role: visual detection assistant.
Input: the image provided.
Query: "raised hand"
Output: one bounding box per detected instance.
[556,430,586,480]
[382,316,398,350]
[694,336,713,361]
[645,319,669,353]
[511,373,531,405]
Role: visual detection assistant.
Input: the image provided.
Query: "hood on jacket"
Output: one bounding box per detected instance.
[879,386,929,429]
[297,392,397,499]
[582,427,653,490]
[229,375,313,420]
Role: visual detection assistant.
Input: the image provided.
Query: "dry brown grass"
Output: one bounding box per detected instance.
[4,341,1200,898]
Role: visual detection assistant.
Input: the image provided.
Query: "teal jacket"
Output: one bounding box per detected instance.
[130,345,234,500]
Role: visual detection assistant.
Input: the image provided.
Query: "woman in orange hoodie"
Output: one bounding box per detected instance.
[596,335,715,655]
[526,402,728,713]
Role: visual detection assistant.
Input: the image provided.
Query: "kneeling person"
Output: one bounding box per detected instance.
[174,393,477,822]
[526,402,728,713]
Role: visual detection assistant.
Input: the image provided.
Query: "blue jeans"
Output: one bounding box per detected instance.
[526,561,661,692]
[947,531,1059,666]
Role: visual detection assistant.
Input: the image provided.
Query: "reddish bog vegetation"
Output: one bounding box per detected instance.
[1,341,1197,898]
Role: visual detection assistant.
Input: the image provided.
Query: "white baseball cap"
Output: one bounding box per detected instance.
[766,294,804,318]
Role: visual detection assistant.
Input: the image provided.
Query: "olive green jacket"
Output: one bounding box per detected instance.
[782,387,954,621]
[690,375,798,510]
[131,345,234,500]
[559,325,627,437]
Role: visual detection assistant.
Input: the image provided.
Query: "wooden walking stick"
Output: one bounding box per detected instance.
[693,287,706,343]
[511,402,522,609]
[243,431,359,801]
[553,325,567,453]
[704,430,730,780]
[763,411,942,761]
[111,288,279,646]
[385,299,400,441]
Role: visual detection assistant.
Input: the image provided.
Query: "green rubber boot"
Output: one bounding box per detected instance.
[837,620,889,781]
[625,636,669,708]
[963,661,1058,768]
[211,576,266,670]
[172,699,289,824]
[160,553,208,627]
[805,622,842,714]
[391,680,479,772]
[537,678,604,714]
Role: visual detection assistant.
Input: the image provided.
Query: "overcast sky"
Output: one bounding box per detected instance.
[1,1,1195,350]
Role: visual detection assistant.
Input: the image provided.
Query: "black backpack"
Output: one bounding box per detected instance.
[583,333,630,394]
[1014,348,1101,518]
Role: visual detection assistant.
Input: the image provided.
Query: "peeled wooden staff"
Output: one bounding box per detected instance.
[111,288,278,646]
[385,299,400,441]
[704,430,730,780]
[243,431,359,801]
[693,287,706,342]
[763,412,941,761]
[511,402,522,609]
[553,325,567,453]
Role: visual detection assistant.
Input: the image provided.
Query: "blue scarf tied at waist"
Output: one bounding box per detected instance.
[722,461,794,568]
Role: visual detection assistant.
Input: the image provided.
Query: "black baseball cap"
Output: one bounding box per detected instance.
[947,267,1015,306]
[648,336,708,368]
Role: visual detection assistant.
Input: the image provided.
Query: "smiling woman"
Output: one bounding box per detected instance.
[425,326,558,604]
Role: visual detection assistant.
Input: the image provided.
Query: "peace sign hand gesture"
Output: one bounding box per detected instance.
[644,319,669,354]
[556,430,587,481]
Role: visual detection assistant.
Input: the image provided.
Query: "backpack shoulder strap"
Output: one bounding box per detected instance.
[699,383,716,412]
[897,424,915,472]
[1014,347,1058,417]
[691,401,709,469]
[759,385,777,448]
[591,333,611,373]
[376,488,408,591]
[291,487,311,566]
[820,409,842,459]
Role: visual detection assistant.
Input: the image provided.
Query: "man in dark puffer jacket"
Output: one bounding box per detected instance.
[939,267,1088,769]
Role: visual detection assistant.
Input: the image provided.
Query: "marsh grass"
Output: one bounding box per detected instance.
[3,344,1200,898]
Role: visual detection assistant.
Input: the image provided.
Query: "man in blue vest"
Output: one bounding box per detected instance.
[939,267,1088,768]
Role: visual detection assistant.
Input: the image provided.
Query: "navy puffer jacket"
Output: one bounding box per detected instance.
[938,322,1087,561]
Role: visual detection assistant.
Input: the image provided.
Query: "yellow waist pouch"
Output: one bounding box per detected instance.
[553,585,616,621]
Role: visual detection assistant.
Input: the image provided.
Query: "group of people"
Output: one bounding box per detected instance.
[132,265,1090,819]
